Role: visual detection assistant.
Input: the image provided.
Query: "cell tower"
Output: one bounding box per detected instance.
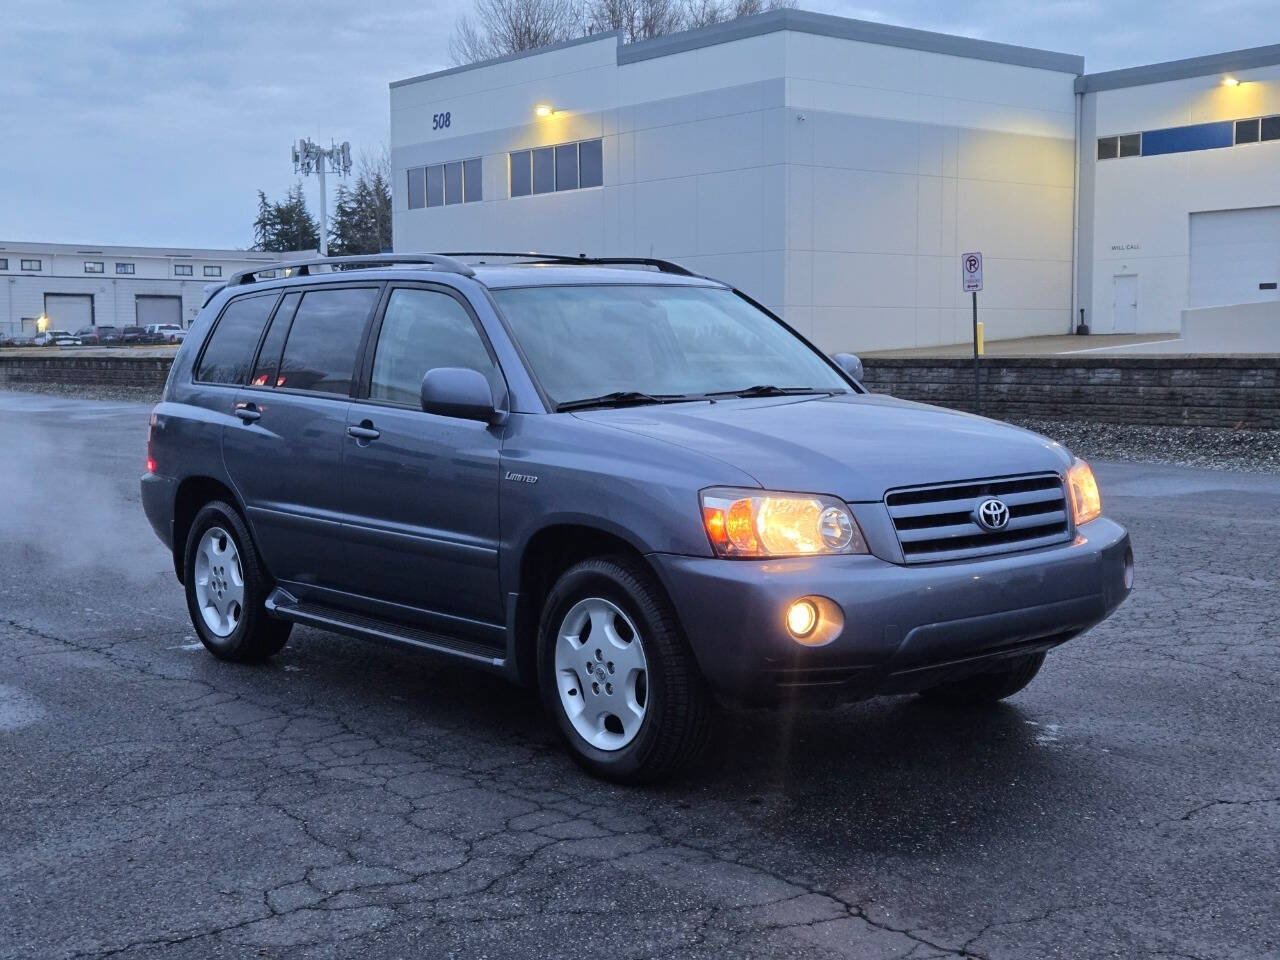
[292,138,352,256]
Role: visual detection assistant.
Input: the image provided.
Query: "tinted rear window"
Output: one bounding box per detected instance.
[196,294,277,384]
[277,287,379,395]
[250,292,300,388]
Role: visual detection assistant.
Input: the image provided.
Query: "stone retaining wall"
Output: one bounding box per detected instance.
[860,356,1279,429]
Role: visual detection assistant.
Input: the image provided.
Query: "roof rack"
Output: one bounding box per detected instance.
[226,253,476,287]
[439,252,700,277]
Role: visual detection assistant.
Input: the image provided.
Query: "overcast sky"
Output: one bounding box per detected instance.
[1,0,1271,249]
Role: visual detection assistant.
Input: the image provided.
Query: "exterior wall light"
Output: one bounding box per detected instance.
[535,104,554,118]
[1222,77,1241,87]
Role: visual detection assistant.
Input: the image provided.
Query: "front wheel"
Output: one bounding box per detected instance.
[917,652,1045,704]
[183,501,291,663]
[537,556,713,783]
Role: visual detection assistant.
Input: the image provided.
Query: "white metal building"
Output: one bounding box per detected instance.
[390,11,1280,352]
[0,242,303,339]
[1078,49,1280,341]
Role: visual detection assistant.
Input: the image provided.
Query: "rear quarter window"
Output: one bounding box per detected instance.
[195,294,278,385]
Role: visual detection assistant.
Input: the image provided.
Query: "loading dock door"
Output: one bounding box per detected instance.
[44,293,94,330]
[135,295,182,328]
[1189,206,1280,307]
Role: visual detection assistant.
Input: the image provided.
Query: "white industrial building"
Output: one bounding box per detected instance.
[0,242,300,339]
[1078,49,1280,344]
[390,10,1280,353]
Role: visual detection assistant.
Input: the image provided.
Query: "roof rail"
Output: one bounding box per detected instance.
[439,251,700,277]
[227,253,476,287]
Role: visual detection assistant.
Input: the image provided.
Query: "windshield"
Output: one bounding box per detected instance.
[491,284,849,408]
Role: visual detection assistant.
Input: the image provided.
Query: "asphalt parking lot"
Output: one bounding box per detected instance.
[1,390,1276,960]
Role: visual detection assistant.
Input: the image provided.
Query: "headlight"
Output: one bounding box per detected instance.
[700,488,868,558]
[1067,458,1102,526]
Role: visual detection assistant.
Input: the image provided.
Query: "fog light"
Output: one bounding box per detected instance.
[786,599,818,639]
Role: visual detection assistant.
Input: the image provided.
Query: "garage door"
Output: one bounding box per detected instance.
[135,295,182,327]
[1189,206,1280,307]
[44,293,94,330]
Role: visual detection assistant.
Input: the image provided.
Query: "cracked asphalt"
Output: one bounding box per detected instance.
[1,390,1276,960]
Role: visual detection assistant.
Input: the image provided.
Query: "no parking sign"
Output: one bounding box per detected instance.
[962,251,983,292]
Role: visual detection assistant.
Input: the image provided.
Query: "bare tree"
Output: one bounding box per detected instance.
[586,0,683,42]
[450,0,584,65]
[681,0,793,30]
[449,0,796,66]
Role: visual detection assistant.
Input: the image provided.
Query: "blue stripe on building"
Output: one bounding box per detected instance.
[1140,121,1235,156]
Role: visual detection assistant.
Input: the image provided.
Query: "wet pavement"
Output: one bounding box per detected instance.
[1,390,1276,959]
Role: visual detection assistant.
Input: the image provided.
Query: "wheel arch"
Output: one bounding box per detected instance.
[171,476,251,584]
[509,523,668,688]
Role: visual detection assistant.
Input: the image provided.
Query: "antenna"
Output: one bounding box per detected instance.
[290,137,353,255]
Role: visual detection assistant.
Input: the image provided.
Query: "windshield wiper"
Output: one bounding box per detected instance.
[555,390,692,412]
[703,384,843,399]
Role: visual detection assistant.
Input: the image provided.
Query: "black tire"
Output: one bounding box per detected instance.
[537,555,714,784]
[918,652,1046,705]
[183,500,291,663]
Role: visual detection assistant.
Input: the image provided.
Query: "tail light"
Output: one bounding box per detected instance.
[146,413,157,474]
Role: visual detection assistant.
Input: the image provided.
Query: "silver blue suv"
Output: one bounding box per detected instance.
[142,253,1133,782]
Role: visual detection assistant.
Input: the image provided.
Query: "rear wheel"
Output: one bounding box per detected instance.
[538,556,713,783]
[918,652,1045,704]
[183,501,290,663]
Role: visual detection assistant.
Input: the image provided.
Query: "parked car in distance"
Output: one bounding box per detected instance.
[74,325,121,344]
[145,323,186,344]
[33,329,82,346]
[1,334,35,347]
[142,253,1133,783]
[119,325,148,344]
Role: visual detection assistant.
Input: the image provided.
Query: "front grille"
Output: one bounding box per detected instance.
[885,473,1071,564]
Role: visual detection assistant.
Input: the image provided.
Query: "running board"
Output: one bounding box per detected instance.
[265,588,506,669]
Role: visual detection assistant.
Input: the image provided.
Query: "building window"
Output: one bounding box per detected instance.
[1096,137,1118,160]
[204,266,222,277]
[0,259,7,270]
[579,139,603,188]
[115,262,135,275]
[532,147,554,194]
[1235,118,1260,144]
[1262,115,1280,141]
[510,139,602,195]
[21,259,41,271]
[1118,133,1141,157]
[84,261,104,273]
[463,158,482,202]
[406,158,483,209]
[174,264,193,276]
[259,269,276,278]
[509,151,532,197]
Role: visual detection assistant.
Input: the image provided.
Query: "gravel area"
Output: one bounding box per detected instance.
[3,384,1276,474]
[0,381,163,405]
[1013,417,1280,474]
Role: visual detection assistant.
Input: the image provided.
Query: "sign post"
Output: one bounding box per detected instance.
[961,252,983,413]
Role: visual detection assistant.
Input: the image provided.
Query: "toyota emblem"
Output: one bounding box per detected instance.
[976,497,1010,531]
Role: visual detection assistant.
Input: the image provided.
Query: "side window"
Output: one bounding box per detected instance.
[196,294,278,385]
[277,287,379,395]
[250,292,301,387]
[369,289,493,407]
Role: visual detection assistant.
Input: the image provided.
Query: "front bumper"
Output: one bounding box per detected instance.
[650,517,1132,703]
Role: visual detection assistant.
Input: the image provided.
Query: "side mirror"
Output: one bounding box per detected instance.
[832,352,864,382]
[421,367,499,422]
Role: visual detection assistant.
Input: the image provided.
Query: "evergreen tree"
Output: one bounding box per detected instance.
[250,183,320,252]
[327,159,393,256]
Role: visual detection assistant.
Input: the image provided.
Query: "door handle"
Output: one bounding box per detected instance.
[347,422,381,441]
[234,402,261,423]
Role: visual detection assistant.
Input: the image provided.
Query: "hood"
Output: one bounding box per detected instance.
[574,393,1072,502]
